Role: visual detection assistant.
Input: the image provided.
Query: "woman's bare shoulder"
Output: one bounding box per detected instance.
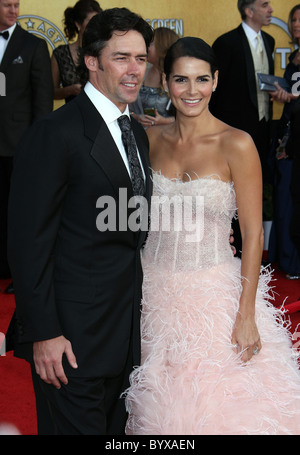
[219,123,257,157]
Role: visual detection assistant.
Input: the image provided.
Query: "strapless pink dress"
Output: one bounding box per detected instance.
[125,173,300,435]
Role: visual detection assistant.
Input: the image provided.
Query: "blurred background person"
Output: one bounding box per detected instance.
[210,0,275,258]
[0,0,53,293]
[51,0,102,103]
[130,27,178,128]
[268,4,300,280]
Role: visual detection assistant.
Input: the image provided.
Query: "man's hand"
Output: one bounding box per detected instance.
[33,335,78,389]
[229,229,236,255]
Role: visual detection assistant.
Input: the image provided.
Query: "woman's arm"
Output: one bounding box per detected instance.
[51,54,81,101]
[227,131,264,362]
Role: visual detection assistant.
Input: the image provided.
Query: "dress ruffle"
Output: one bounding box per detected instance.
[124,175,300,435]
[125,260,300,435]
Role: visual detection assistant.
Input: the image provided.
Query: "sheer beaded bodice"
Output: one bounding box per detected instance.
[142,172,237,271]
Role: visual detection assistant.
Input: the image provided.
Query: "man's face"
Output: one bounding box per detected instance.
[85,29,148,112]
[0,0,19,31]
[250,0,273,27]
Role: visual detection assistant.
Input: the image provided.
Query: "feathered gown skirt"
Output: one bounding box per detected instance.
[125,259,300,435]
[124,174,300,435]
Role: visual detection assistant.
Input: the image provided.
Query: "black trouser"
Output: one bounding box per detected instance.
[31,360,132,435]
[290,200,300,259]
[0,157,13,278]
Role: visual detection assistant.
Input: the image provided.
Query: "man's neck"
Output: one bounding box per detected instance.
[0,22,17,33]
[244,19,262,34]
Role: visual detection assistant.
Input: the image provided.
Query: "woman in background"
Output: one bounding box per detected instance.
[131,27,178,128]
[51,0,102,103]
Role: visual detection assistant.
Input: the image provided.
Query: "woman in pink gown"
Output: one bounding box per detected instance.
[124,37,300,435]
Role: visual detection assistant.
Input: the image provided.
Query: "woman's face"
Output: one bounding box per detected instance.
[291,9,300,42]
[165,56,218,117]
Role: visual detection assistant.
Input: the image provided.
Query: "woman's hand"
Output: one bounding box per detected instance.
[231,310,261,362]
[67,83,82,97]
[269,82,298,103]
[133,109,175,128]
[276,140,288,160]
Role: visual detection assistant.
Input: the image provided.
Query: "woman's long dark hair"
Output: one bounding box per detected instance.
[64,0,102,41]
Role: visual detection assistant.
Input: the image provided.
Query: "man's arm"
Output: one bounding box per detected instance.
[8,117,78,387]
[8,117,68,342]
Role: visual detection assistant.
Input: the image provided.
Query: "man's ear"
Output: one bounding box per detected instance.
[244,6,254,20]
[84,55,98,72]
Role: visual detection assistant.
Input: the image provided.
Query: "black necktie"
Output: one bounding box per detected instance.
[118,115,145,197]
[0,31,9,40]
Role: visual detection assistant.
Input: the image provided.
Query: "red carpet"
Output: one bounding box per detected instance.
[0,279,37,435]
[0,267,299,435]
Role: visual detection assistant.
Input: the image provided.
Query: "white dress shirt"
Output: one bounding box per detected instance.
[242,21,264,52]
[84,81,145,180]
[0,23,16,64]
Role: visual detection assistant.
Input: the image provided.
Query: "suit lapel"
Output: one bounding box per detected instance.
[238,25,258,109]
[75,92,134,198]
[262,32,274,75]
[75,92,152,242]
[91,122,134,198]
[131,118,152,200]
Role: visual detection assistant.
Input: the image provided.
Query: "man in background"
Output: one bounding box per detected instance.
[0,0,53,291]
[210,0,275,256]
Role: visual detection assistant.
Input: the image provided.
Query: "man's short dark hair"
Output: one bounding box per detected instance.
[237,0,256,20]
[77,8,154,85]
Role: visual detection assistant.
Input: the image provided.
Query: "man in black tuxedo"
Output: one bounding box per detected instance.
[0,0,53,287]
[210,0,275,255]
[6,8,153,435]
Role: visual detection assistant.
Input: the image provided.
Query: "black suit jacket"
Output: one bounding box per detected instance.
[210,24,275,137]
[0,25,53,156]
[6,91,152,378]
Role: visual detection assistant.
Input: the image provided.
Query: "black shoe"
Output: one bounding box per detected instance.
[286,274,300,280]
[0,272,12,280]
[4,282,14,294]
